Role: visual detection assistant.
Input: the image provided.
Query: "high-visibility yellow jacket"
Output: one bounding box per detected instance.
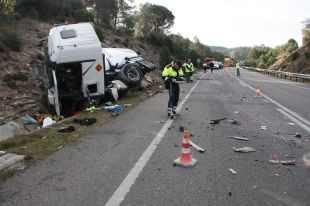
[183,63,195,73]
[162,63,184,80]
[236,63,240,68]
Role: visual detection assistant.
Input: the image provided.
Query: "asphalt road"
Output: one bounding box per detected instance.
[0,68,310,206]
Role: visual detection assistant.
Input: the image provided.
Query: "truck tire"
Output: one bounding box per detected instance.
[118,63,143,86]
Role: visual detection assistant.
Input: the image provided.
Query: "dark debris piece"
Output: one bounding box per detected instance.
[57,126,75,133]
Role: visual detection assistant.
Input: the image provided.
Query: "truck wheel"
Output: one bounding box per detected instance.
[118,63,143,86]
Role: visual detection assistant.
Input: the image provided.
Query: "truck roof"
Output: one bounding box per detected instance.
[47,22,102,64]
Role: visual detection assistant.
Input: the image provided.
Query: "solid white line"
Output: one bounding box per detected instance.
[276,108,310,134]
[105,76,204,206]
[239,82,246,87]
[237,78,310,128]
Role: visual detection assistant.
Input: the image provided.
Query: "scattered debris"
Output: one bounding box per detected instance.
[73,118,97,126]
[21,115,39,124]
[260,125,267,130]
[230,136,250,141]
[124,104,132,107]
[105,105,124,112]
[275,173,279,176]
[179,126,185,132]
[234,111,239,114]
[42,117,56,128]
[57,126,75,133]
[230,119,241,125]
[210,118,226,124]
[189,140,205,153]
[288,122,295,126]
[57,146,63,150]
[229,168,237,174]
[0,151,6,155]
[111,113,119,117]
[269,160,296,165]
[253,185,259,190]
[154,121,165,124]
[41,136,47,140]
[233,146,256,153]
[294,133,302,138]
[228,192,232,196]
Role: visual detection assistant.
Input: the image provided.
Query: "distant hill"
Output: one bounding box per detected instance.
[210,46,251,61]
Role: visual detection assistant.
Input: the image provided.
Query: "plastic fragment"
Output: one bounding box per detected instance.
[230,136,250,141]
[233,146,256,153]
[229,168,237,174]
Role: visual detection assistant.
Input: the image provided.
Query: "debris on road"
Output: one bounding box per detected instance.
[260,125,267,130]
[288,122,295,126]
[57,126,75,133]
[229,119,241,125]
[230,136,250,141]
[233,146,256,153]
[154,120,165,124]
[124,104,132,107]
[269,160,296,165]
[73,118,97,126]
[294,133,302,138]
[229,168,237,174]
[210,118,226,124]
[234,111,239,114]
[189,140,205,153]
[179,126,185,132]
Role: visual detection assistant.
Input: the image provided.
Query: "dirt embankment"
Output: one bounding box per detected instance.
[0,19,161,124]
[269,44,310,74]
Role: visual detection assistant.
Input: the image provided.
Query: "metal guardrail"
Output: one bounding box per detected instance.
[243,67,310,83]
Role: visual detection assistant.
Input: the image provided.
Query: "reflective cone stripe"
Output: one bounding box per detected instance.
[174,130,197,166]
[255,86,261,97]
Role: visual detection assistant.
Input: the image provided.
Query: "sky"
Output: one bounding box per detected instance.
[133,0,310,48]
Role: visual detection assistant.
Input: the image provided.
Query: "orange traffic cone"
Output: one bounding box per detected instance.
[255,86,262,97]
[174,130,197,167]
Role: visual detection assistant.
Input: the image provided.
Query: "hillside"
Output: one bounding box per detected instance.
[269,44,310,74]
[0,19,161,123]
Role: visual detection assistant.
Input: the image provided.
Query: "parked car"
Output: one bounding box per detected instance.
[212,61,222,69]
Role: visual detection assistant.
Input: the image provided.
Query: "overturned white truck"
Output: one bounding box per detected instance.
[44,22,155,116]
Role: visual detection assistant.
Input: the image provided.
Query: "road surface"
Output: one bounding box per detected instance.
[1,68,310,206]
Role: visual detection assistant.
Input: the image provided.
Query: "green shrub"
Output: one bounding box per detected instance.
[94,26,104,41]
[291,52,300,61]
[73,9,94,22]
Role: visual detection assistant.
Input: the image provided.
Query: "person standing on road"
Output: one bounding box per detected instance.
[210,61,214,74]
[203,62,208,73]
[162,60,184,119]
[184,59,194,83]
[236,62,241,76]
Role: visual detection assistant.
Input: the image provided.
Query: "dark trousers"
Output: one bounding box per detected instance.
[168,83,180,108]
[237,68,240,76]
[185,72,190,83]
[211,67,214,73]
[203,67,207,73]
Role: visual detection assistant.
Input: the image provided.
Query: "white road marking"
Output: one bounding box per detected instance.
[239,82,246,87]
[277,108,310,133]
[236,77,310,130]
[105,75,204,206]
